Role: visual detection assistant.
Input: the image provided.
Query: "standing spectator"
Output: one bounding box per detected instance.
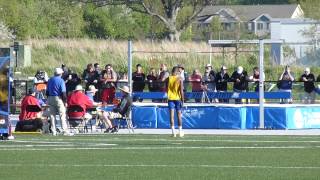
[33,70,49,101]
[189,69,202,103]
[65,70,81,95]
[277,65,294,104]
[300,67,315,104]
[82,64,99,90]
[202,64,216,102]
[167,66,184,137]
[158,64,170,92]
[216,66,230,103]
[46,68,72,136]
[147,68,158,92]
[132,64,146,102]
[100,64,117,104]
[250,67,260,92]
[177,64,188,101]
[94,63,101,75]
[230,66,249,104]
[61,64,70,80]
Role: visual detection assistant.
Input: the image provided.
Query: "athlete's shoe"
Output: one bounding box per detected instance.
[179,131,184,138]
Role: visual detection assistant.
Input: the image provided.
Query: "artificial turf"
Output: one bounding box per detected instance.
[0,134,319,180]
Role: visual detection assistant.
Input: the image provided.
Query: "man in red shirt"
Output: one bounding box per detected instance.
[19,88,42,121]
[67,85,93,120]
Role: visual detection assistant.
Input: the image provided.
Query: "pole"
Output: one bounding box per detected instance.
[259,39,264,129]
[128,40,133,95]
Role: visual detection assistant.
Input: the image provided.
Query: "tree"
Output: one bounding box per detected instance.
[76,0,216,41]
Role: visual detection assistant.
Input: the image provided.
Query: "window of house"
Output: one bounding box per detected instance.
[266,23,270,30]
[257,23,264,30]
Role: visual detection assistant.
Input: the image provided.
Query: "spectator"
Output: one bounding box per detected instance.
[46,67,72,136]
[132,64,146,102]
[94,63,101,75]
[86,85,99,103]
[249,67,260,92]
[277,65,294,104]
[147,68,158,92]
[300,67,315,104]
[189,69,202,103]
[33,70,49,101]
[202,64,216,102]
[216,66,230,103]
[102,85,132,133]
[67,85,94,124]
[19,88,43,121]
[61,64,70,80]
[100,64,117,104]
[230,66,249,104]
[177,64,188,101]
[65,70,81,95]
[82,63,99,90]
[158,64,170,92]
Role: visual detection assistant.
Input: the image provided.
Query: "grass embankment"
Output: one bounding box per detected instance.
[4,38,319,80]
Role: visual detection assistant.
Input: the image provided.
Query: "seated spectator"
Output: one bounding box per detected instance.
[67,85,93,121]
[277,65,294,104]
[102,85,132,133]
[230,66,249,104]
[100,64,117,104]
[216,66,230,103]
[300,67,315,104]
[189,69,202,103]
[86,85,99,104]
[19,88,44,121]
[132,64,145,102]
[177,64,188,101]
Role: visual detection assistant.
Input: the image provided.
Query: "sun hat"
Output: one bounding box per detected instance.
[221,65,228,70]
[119,85,130,94]
[87,85,98,92]
[74,85,83,91]
[237,66,243,74]
[205,64,212,67]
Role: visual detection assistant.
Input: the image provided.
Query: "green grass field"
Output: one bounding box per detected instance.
[1,134,320,180]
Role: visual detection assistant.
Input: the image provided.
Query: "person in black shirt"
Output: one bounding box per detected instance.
[300,67,315,104]
[132,64,146,102]
[230,66,249,104]
[216,66,230,103]
[64,70,81,95]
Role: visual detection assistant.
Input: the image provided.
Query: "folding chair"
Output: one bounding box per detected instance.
[114,109,134,133]
[67,105,88,133]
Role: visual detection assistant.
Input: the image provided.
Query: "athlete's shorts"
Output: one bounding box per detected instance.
[168,100,182,111]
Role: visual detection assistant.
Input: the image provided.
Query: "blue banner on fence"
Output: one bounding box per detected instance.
[0,56,10,134]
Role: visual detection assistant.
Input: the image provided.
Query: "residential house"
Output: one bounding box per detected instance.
[197,4,304,38]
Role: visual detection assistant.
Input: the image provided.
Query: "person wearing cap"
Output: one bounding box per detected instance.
[19,88,43,121]
[167,66,184,137]
[67,85,94,122]
[300,67,316,104]
[46,67,71,136]
[230,66,249,104]
[278,65,295,104]
[101,85,132,133]
[216,66,230,103]
[86,85,99,103]
[132,64,145,102]
[202,64,216,103]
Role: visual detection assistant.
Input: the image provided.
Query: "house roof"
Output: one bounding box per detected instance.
[199,4,300,21]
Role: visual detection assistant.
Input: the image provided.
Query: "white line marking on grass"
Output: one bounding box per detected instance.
[0,146,318,151]
[17,138,320,143]
[0,163,319,169]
